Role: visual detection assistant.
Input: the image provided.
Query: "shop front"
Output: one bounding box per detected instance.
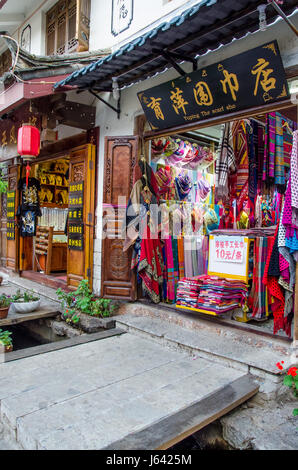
[0,97,97,290]
[109,40,296,343]
[53,0,298,346]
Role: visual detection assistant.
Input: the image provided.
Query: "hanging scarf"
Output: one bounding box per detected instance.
[177,237,185,279]
[263,223,287,335]
[137,223,164,304]
[267,112,276,181]
[291,130,298,226]
[172,236,179,297]
[275,112,285,191]
[248,122,258,226]
[248,236,270,319]
[230,120,249,203]
[155,166,172,196]
[215,122,236,202]
[165,236,176,303]
[175,173,192,200]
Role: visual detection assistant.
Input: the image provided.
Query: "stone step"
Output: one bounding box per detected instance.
[115,314,291,378]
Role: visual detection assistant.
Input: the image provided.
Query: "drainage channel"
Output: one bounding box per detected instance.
[1,316,126,363]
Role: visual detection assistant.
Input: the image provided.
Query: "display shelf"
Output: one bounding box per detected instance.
[41,184,68,189]
[176,304,219,316]
[40,202,68,209]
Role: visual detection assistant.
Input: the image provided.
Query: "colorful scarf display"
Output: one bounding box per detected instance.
[247,236,271,319]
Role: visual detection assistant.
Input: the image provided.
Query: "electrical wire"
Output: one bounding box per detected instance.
[0,34,67,85]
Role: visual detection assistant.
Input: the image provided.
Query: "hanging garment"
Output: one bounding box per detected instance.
[275,112,285,191]
[267,112,276,181]
[177,237,185,279]
[248,121,258,226]
[264,223,290,336]
[247,237,270,319]
[183,237,193,278]
[257,124,265,186]
[17,177,42,237]
[165,236,176,303]
[133,159,160,201]
[122,179,143,252]
[291,130,298,226]
[172,236,179,297]
[229,120,249,218]
[174,173,192,200]
[136,223,164,304]
[215,122,236,202]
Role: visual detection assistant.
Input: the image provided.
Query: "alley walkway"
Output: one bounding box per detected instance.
[0,331,257,450]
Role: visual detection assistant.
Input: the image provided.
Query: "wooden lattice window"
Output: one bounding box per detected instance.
[46,0,90,56]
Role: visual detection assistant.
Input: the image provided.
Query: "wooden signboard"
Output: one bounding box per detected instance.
[6,190,15,240]
[68,181,84,251]
[138,41,289,131]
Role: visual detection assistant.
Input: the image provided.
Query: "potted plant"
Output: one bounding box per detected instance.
[11,289,41,314]
[0,294,12,319]
[0,328,13,352]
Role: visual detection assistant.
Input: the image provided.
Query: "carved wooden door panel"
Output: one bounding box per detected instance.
[101,136,138,300]
[67,143,96,289]
[6,164,20,271]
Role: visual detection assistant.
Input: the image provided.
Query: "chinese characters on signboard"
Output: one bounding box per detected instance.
[111,0,133,37]
[6,191,15,240]
[138,41,289,131]
[214,238,245,264]
[68,181,84,251]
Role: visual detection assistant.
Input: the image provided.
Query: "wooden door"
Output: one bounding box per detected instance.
[67,143,96,289]
[6,164,20,271]
[101,136,138,300]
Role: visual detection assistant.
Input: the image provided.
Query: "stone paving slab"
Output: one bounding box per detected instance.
[0,282,60,328]
[115,314,292,376]
[0,332,253,450]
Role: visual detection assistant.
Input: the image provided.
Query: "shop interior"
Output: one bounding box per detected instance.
[125,102,297,339]
[18,157,69,285]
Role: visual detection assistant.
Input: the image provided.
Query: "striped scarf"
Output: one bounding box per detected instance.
[275,112,285,188]
[215,122,236,202]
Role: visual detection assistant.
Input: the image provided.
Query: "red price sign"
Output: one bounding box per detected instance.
[214,237,244,263]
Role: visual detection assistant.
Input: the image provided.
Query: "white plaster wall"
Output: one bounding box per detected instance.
[89,0,205,51]
[91,12,298,295]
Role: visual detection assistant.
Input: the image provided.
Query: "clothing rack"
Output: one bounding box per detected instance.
[249,117,266,128]
[174,133,217,148]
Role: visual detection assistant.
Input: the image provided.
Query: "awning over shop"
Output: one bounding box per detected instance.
[0,74,70,115]
[54,0,298,92]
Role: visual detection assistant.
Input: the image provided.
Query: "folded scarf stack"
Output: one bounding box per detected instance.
[196,275,248,314]
[176,277,201,308]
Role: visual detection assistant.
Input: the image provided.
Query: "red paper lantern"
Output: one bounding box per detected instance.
[17,124,40,186]
[17,124,40,159]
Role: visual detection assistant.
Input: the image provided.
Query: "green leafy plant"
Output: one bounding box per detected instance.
[90,298,117,318]
[276,361,298,416]
[12,289,40,303]
[0,167,7,194]
[56,279,118,326]
[0,294,12,308]
[0,328,12,347]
